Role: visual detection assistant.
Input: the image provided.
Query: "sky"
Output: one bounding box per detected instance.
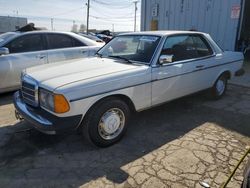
[0,0,141,32]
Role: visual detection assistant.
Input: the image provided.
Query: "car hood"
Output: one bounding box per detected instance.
[25,57,148,91]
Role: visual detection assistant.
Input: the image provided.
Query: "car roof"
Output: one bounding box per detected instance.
[1,30,101,46]
[119,30,206,37]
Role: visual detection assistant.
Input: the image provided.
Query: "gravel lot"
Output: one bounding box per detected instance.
[0,85,250,188]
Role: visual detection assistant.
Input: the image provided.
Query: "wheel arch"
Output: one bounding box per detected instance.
[95,94,136,112]
[214,70,231,84]
[221,70,231,79]
[77,93,136,130]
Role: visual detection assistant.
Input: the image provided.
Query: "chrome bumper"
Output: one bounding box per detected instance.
[14,91,55,135]
[13,91,82,135]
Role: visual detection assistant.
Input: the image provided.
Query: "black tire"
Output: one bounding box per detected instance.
[82,97,130,147]
[210,74,228,99]
[242,159,250,188]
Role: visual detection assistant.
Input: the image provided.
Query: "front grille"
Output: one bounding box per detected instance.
[21,76,38,107]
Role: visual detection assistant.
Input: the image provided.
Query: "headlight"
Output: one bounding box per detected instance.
[39,89,70,113]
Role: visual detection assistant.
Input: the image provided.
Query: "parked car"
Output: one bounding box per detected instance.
[0,31,104,93]
[78,33,104,43]
[14,31,244,147]
[96,34,112,43]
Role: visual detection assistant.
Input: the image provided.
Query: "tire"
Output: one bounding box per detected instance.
[242,159,250,188]
[210,74,228,99]
[82,97,130,147]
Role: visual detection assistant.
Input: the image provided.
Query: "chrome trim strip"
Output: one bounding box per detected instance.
[70,81,152,102]
[22,75,39,107]
[22,92,35,98]
[22,86,35,92]
[22,96,35,103]
[70,59,242,102]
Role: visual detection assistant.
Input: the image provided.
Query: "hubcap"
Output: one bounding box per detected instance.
[98,108,125,140]
[216,79,225,96]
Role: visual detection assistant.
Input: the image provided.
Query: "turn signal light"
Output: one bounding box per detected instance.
[54,94,70,113]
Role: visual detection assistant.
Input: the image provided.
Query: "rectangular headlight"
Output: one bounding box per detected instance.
[39,89,54,112]
[39,88,70,113]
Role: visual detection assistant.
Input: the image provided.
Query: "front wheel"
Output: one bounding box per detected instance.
[82,98,130,147]
[210,74,228,99]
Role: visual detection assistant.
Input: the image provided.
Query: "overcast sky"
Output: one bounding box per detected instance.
[0,0,141,32]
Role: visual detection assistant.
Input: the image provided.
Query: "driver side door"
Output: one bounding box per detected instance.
[151,34,204,106]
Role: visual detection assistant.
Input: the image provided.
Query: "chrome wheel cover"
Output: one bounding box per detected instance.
[98,108,125,140]
[216,79,225,96]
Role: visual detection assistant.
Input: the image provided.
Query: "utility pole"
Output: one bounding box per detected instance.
[133,1,138,32]
[86,0,90,34]
[51,18,54,31]
[112,24,114,32]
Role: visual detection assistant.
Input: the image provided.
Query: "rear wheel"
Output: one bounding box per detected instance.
[210,74,228,99]
[82,97,130,147]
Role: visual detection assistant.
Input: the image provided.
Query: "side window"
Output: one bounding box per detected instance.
[5,34,43,53]
[192,36,213,57]
[47,34,74,49]
[72,38,86,47]
[161,35,197,62]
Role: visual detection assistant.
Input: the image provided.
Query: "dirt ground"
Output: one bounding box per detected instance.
[0,84,250,188]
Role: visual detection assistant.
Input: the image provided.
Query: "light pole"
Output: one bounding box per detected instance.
[86,0,90,34]
[133,1,138,32]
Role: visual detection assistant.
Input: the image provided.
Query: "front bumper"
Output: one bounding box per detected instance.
[13,91,82,134]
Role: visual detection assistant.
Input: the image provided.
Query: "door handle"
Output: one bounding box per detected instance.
[36,55,46,59]
[196,65,204,69]
[81,50,87,54]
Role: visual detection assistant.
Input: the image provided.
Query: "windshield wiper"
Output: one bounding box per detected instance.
[108,55,132,64]
[96,52,103,58]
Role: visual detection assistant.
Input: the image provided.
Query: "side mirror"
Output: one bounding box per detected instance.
[159,55,173,65]
[0,47,9,55]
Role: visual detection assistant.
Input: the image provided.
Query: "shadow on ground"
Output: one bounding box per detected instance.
[0,91,15,106]
[0,92,249,187]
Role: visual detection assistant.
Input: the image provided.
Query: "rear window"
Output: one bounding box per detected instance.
[47,34,73,49]
[47,34,85,49]
[192,36,213,57]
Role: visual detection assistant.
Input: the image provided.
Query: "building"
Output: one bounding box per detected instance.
[0,16,27,34]
[141,0,250,51]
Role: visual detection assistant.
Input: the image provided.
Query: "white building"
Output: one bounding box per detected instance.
[0,16,27,33]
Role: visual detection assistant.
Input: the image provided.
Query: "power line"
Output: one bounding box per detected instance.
[50,7,84,17]
[1,0,141,31]
[89,16,138,23]
[90,15,140,21]
[92,0,133,9]
[90,3,134,18]
[92,0,133,7]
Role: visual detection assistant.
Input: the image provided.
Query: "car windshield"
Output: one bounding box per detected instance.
[98,35,161,64]
[0,32,16,44]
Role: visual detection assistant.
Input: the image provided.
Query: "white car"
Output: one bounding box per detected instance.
[14,31,244,147]
[0,31,104,93]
